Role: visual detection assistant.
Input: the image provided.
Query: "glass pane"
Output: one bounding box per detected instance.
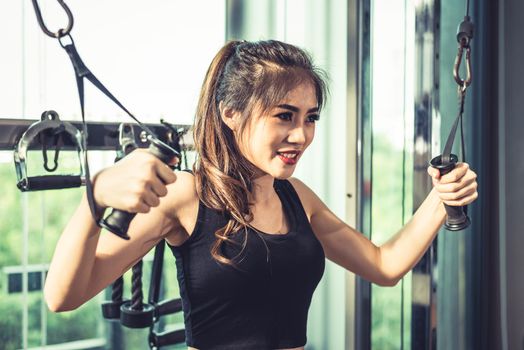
[437,1,472,349]
[369,0,414,349]
[0,160,24,349]
[1,0,225,347]
[1,0,225,124]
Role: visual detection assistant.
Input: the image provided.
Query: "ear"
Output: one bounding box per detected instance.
[219,101,241,131]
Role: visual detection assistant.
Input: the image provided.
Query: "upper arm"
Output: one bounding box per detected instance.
[289,178,390,285]
[83,171,197,301]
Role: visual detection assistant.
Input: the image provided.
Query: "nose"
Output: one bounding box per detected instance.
[287,125,307,145]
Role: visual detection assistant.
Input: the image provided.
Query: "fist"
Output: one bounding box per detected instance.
[427,162,478,207]
[93,149,178,213]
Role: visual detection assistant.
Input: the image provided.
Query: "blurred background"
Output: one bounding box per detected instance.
[0,0,522,349]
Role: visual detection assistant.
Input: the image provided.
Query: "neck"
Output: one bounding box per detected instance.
[251,174,275,203]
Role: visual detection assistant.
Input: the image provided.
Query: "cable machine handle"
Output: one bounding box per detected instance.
[18,175,83,191]
[430,1,474,232]
[430,154,471,231]
[99,137,178,240]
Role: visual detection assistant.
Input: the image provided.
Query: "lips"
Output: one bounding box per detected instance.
[276,150,301,165]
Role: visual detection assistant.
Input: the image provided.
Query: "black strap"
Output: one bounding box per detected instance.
[148,240,165,305]
[58,34,160,225]
[442,87,467,165]
[59,35,158,136]
[444,1,472,166]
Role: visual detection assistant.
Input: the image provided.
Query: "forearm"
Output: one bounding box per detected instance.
[378,187,446,284]
[44,192,103,311]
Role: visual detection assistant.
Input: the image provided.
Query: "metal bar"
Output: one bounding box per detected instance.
[345,0,360,349]
[355,1,372,349]
[225,0,245,41]
[468,1,501,349]
[411,0,439,349]
[18,338,106,350]
[0,118,192,151]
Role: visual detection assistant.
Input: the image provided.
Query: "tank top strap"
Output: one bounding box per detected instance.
[170,168,225,248]
[274,179,310,229]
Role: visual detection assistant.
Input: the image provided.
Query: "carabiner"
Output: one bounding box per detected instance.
[453,45,472,88]
[454,15,473,88]
[117,123,138,160]
[31,0,74,38]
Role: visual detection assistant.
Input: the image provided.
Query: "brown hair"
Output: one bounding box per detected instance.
[193,40,328,267]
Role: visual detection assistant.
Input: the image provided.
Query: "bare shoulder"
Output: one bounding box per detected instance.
[161,170,199,246]
[161,171,198,213]
[287,177,327,221]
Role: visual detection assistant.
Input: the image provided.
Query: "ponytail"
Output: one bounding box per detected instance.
[194,40,255,267]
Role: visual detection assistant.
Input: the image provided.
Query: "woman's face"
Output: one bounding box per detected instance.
[237,82,319,179]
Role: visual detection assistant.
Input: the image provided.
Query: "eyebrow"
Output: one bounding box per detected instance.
[276,104,319,113]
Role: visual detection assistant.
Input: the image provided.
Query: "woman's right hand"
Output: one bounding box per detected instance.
[93,149,178,214]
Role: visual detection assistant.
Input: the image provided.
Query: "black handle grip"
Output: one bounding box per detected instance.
[430,154,471,231]
[99,138,179,240]
[17,175,82,192]
[149,329,186,347]
[154,298,183,318]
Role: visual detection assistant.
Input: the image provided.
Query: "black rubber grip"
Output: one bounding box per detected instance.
[155,298,183,317]
[149,329,186,347]
[430,154,471,231]
[17,175,82,192]
[99,138,178,240]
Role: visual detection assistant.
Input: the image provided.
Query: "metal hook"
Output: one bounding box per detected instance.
[453,45,472,88]
[39,111,64,172]
[31,0,74,38]
[454,15,473,88]
[41,131,64,172]
[116,123,138,161]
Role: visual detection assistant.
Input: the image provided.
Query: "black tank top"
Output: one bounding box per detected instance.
[168,179,325,350]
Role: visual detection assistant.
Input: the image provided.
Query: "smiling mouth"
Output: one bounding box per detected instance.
[276,151,300,165]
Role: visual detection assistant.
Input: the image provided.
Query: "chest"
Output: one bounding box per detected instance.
[249,200,290,235]
[179,225,325,303]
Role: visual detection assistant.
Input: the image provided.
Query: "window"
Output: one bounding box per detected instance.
[368,0,415,348]
[0,1,224,348]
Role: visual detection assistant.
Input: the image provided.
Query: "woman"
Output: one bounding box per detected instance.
[44,40,478,350]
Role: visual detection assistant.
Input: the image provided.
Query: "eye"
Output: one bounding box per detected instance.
[306,114,320,123]
[275,112,293,121]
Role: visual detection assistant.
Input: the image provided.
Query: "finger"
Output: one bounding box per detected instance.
[155,162,178,184]
[439,163,469,184]
[442,190,478,207]
[128,198,151,214]
[427,166,441,180]
[437,181,477,201]
[433,174,477,193]
[149,178,169,197]
[141,189,161,208]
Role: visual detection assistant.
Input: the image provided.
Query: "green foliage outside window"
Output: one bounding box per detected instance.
[371,134,413,350]
[0,153,184,349]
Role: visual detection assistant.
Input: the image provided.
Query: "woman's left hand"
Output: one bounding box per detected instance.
[427,162,478,206]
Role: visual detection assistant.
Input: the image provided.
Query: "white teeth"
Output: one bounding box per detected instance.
[279,152,297,159]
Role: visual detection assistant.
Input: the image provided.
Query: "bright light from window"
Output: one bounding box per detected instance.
[0,1,225,126]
